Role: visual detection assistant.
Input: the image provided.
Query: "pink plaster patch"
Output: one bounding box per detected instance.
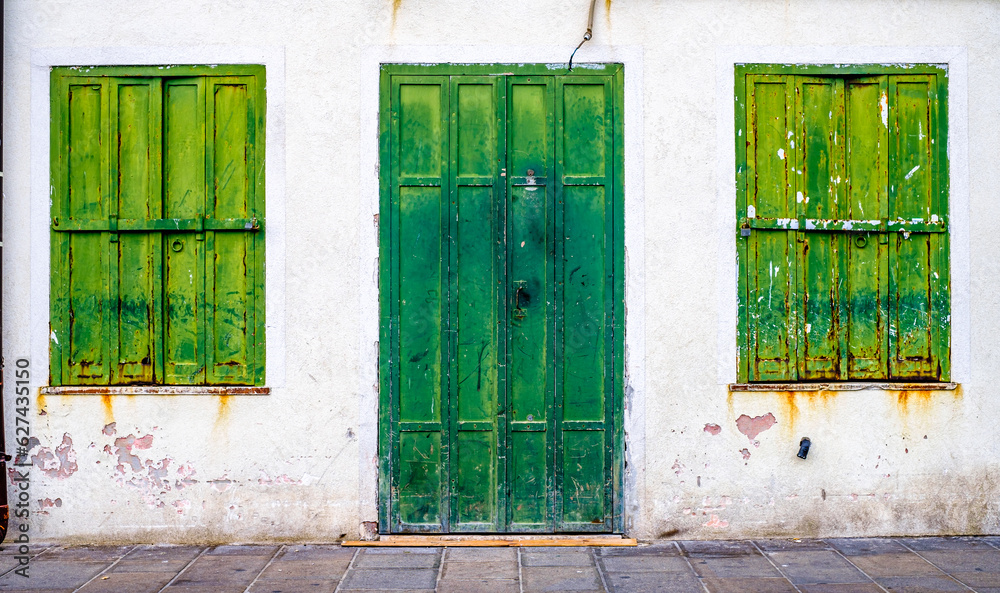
[31,434,78,479]
[102,422,117,436]
[735,413,777,446]
[703,514,729,528]
[703,423,722,435]
[740,448,751,461]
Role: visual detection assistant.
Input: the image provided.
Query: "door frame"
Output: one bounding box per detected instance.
[377,63,626,534]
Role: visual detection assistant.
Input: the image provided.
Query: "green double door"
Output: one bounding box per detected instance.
[378,65,624,533]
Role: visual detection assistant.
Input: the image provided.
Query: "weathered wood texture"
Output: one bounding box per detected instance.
[379,65,624,534]
[736,65,948,383]
[50,66,265,386]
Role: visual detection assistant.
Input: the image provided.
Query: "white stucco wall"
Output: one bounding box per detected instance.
[4,0,999,543]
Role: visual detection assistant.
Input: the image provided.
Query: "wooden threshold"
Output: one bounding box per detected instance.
[342,535,637,547]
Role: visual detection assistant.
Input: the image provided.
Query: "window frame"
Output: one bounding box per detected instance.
[47,64,267,388]
[734,63,951,385]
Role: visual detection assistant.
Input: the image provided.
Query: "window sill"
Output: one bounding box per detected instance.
[729,382,957,392]
[40,386,270,396]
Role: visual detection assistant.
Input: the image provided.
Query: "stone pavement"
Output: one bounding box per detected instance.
[0,537,999,592]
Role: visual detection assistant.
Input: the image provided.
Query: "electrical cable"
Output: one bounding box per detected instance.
[568,0,598,72]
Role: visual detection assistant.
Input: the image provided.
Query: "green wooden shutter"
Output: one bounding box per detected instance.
[743,75,797,381]
[738,66,948,383]
[51,66,265,387]
[52,77,113,385]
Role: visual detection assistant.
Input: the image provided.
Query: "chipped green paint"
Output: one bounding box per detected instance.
[736,64,949,383]
[379,64,624,534]
[50,66,265,386]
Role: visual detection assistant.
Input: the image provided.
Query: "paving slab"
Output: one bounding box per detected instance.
[828,538,910,556]
[603,571,703,593]
[872,576,970,592]
[900,537,996,552]
[354,550,440,569]
[172,554,273,586]
[445,548,517,562]
[599,555,692,573]
[246,577,341,592]
[699,577,798,593]
[599,542,681,557]
[75,572,174,593]
[688,555,784,578]
[797,585,885,593]
[845,552,944,577]
[437,579,519,593]
[339,568,439,590]
[0,560,108,589]
[522,565,601,590]
[916,549,1000,573]
[440,560,517,580]
[767,550,868,585]
[522,549,595,567]
[679,540,760,557]
[258,558,351,578]
[756,539,834,552]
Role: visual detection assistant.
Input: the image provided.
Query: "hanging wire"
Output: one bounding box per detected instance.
[568,0,598,72]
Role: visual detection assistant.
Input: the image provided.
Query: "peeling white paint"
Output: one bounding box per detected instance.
[905,165,921,180]
[777,148,785,160]
[880,91,889,128]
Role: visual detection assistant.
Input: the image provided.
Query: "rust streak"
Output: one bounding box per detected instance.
[101,394,114,424]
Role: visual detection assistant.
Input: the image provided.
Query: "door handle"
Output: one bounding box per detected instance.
[513,286,528,320]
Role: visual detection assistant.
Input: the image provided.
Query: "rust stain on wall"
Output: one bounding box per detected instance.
[36,393,47,416]
[101,394,114,424]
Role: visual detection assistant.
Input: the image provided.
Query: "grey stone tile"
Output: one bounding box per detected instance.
[207,545,280,556]
[36,546,133,561]
[767,551,867,585]
[110,559,194,573]
[599,543,680,557]
[441,561,517,579]
[354,551,440,569]
[700,577,798,593]
[75,572,174,593]
[445,548,517,562]
[0,560,107,589]
[522,550,594,567]
[339,568,439,590]
[161,586,248,593]
[844,553,943,578]
[276,545,355,561]
[437,579,519,593]
[689,556,783,578]
[600,555,692,573]
[604,571,704,593]
[680,540,760,557]
[246,578,341,592]
[522,566,601,590]
[361,547,440,555]
[173,555,272,585]
[259,558,351,579]
[797,585,885,593]
[949,570,1000,587]
[918,550,1000,573]
[756,539,834,552]
[828,538,909,556]
[874,576,969,592]
[900,537,995,552]
[339,590,434,593]
[123,546,205,562]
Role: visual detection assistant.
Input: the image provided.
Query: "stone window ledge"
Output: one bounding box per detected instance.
[729,382,957,392]
[39,386,270,396]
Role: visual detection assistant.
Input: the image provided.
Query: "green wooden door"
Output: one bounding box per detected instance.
[379,64,624,534]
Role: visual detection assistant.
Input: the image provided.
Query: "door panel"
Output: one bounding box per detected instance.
[382,68,622,534]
